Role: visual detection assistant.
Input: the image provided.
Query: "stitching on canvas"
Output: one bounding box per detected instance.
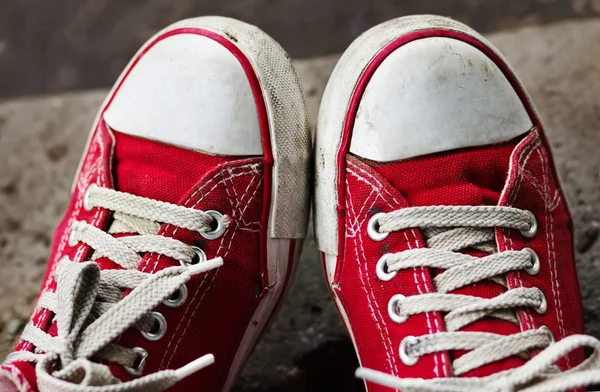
[347,161,448,377]
[221,166,262,227]
[504,135,542,331]
[0,365,32,392]
[404,229,445,377]
[158,164,261,368]
[509,137,569,367]
[216,168,262,254]
[347,162,403,206]
[346,173,400,379]
[142,163,261,273]
[37,129,110,335]
[164,228,236,369]
[160,269,218,369]
[522,170,561,213]
[536,147,569,368]
[159,164,258,362]
[348,161,448,375]
[509,156,534,330]
[346,189,378,238]
[222,170,238,220]
[232,173,263,230]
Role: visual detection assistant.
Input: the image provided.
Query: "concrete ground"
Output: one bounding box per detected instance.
[0,18,599,391]
[1,0,600,99]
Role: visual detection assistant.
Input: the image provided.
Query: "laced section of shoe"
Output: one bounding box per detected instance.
[357,205,600,392]
[4,185,229,391]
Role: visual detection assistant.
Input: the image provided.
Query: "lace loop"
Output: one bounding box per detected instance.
[5,186,225,391]
[85,185,217,233]
[358,335,600,391]
[378,205,534,233]
[358,205,600,391]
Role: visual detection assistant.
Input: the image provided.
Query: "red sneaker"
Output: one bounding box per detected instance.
[1,17,311,392]
[315,15,600,391]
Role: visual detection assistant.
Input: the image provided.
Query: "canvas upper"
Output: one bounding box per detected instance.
[1,16,311,392]
[314,15,600,392]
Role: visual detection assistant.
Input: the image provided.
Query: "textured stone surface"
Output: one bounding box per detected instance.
[2,0,600,99]
[0,19,599,391]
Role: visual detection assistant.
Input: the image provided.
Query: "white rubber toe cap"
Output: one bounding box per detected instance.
[104,33,263,156]
[350,37,532,162]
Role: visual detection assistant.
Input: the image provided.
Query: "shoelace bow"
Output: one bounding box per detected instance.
[356,205,600,392]
[5,185,226,391]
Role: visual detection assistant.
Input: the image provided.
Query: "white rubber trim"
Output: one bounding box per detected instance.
[70,17,310,391]
[222,238,302,391]
[314,14,541,261]
[350,37,532,162]
[74,16,312,240]
[103,33,264,156]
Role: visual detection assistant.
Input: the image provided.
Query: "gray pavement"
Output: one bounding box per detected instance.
[1,0,600,99]
[0,18,599,391]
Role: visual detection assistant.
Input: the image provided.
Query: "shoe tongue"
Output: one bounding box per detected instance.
[368,137,527,376]
[93,128,235,271]
[372,140,518,208]
[7,129,243,381]
[112,129,233,204]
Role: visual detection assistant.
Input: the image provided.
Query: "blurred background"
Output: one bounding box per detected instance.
[1,0,600,100]
[1,1,600,391]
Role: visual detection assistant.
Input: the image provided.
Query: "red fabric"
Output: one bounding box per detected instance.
[498,130,584,371]
[338,156,451,385]
[326,26,584,392]
[2,23,283,392]
[2,119,115,392]
[115,146,266,391]
[108,130,268,392]
[3,122,269,391]
[113,131,237,205]
[333,131,584,390]
[371,136,526,377]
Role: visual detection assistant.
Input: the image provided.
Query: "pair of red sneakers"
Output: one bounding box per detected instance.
[2,15,600,392]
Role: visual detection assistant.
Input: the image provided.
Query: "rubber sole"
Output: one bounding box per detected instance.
[313,14,544,390]
[159,18,312,391]
[314,14,539,260]
[74,16,312,391]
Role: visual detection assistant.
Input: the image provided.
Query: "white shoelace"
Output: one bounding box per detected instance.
[5,185,227,391]
[356,205,600,392]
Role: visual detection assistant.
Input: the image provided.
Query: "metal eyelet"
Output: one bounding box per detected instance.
[399,336,419,366]
[534,288,547,315]
[163,285,188,308]
[181,246,207,267]
[388,294,408,324]
[141,312,167,341]
[68,230,78,247]
[523,248,540,275]
[521,211,538,238]
[376,254,396,282]
[539,325,555,343]
[83,184,98,211]
[201,210,226,240]
[124,347,148,377]
[367,213,389,241]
